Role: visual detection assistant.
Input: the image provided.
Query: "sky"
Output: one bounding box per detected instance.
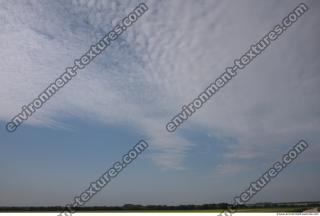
[0,0,320,207]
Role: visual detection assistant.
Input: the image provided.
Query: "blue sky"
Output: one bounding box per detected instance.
[0,0,320,206]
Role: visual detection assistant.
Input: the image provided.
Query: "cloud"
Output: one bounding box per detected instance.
[1,0,320,171]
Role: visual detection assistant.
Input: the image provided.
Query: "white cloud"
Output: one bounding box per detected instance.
[1,0,319,171]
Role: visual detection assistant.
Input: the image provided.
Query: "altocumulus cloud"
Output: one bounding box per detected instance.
[1,0,320,172]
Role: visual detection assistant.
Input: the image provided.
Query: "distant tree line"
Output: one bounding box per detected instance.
[0,201,319,212]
